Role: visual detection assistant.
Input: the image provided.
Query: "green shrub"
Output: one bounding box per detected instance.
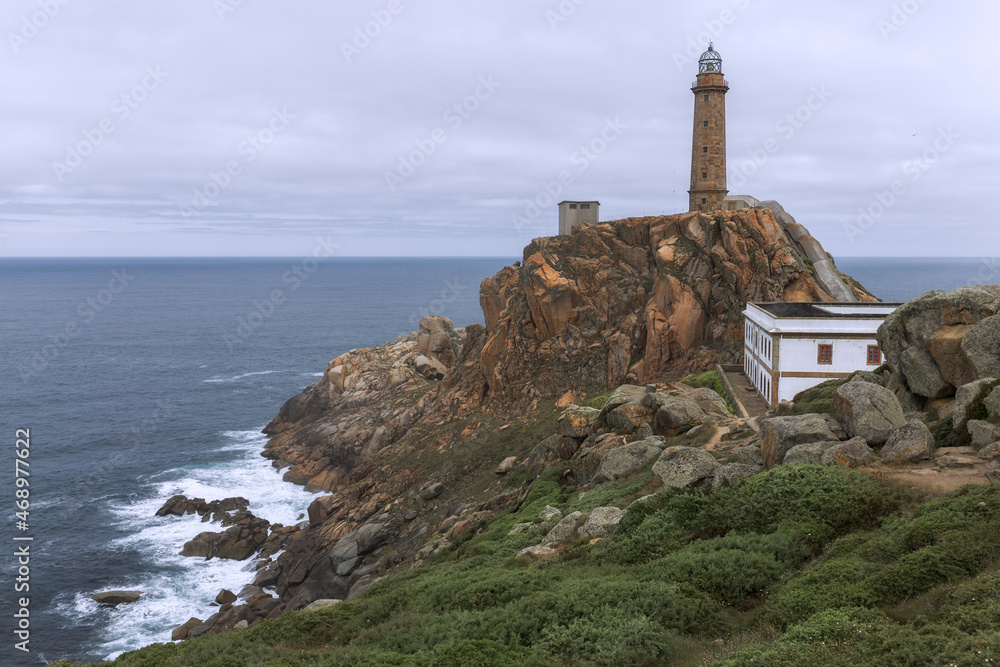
[762,484,1000,628]
[968,379,1000,424]
[691,464,903,538]
[680,371,735,415]
[934,415,969,447]
[790,378,848,417]
[647,529,811,604]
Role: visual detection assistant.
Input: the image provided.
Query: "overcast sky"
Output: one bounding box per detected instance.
[0,0,996,258]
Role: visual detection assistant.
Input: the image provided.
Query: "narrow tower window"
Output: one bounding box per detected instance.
[703,120,709,127]
[703,146,708,153]
[704,95,709,102]
[702,172,707,179]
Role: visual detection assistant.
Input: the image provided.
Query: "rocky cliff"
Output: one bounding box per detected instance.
[464,208,875,413]
[163,208,879,635]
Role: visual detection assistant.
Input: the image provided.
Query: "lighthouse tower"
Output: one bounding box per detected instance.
[688,42,729,212]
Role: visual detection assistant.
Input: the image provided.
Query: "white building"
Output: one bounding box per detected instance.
[558,201,599,235]
[742,302,901,407]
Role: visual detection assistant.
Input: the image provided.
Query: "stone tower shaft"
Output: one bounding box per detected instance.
[689,42,729,212]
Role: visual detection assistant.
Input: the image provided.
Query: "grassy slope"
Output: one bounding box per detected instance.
[50,455,1000,666]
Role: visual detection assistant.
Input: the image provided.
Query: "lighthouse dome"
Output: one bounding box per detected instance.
[698,42,723,74]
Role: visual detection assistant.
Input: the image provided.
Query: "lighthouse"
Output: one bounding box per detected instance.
[688,42,729,212]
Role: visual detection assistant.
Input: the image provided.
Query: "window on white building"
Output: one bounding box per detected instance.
[817,344,833,365]
[867,345,881,365]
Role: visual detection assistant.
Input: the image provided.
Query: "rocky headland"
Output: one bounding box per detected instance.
[132,209,1000,656]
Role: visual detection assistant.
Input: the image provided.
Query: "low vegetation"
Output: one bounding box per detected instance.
[789,377,848,417]
[53,461,1000,667]
[680,370,735,415]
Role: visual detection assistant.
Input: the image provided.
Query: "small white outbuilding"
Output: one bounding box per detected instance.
[742,301,901,407]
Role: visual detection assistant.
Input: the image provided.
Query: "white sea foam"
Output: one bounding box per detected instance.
[203,370,283,384]
[89,428,318,660]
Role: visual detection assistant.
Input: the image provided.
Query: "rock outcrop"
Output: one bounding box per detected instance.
[832,381,906,445]
[470,210,875,412]
[878,285,1000,403]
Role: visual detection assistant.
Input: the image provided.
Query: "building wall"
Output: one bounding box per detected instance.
[689,71,729,212]
[558,202,599,235]
[774,336,882,404]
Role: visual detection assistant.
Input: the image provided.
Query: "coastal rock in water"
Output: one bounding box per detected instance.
[652,446,720,488]
[821,437,875,467]
[881,419,935,462]
[91,590,142,606]
[759,414,840,468]
[171,617,203,641]
[832,381,906,445]
[180,512,271,561]
[215,589,237,605]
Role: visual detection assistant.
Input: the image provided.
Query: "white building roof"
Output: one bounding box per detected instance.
[743,302,900,336]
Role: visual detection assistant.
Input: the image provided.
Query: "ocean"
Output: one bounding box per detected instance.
[0,255,995,664]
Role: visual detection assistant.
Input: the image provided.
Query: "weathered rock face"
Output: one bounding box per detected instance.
[593,438,665,483]
[652,446,720,488]
[954,379,1000,431]
[880,419,935,462]
[417,316,457,368]
[91,591,142,606]
[821,437,875,468]
[877,285,1000,402]
[759,414,840,468]
[832,381,906,445]
[470,211,875,412]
